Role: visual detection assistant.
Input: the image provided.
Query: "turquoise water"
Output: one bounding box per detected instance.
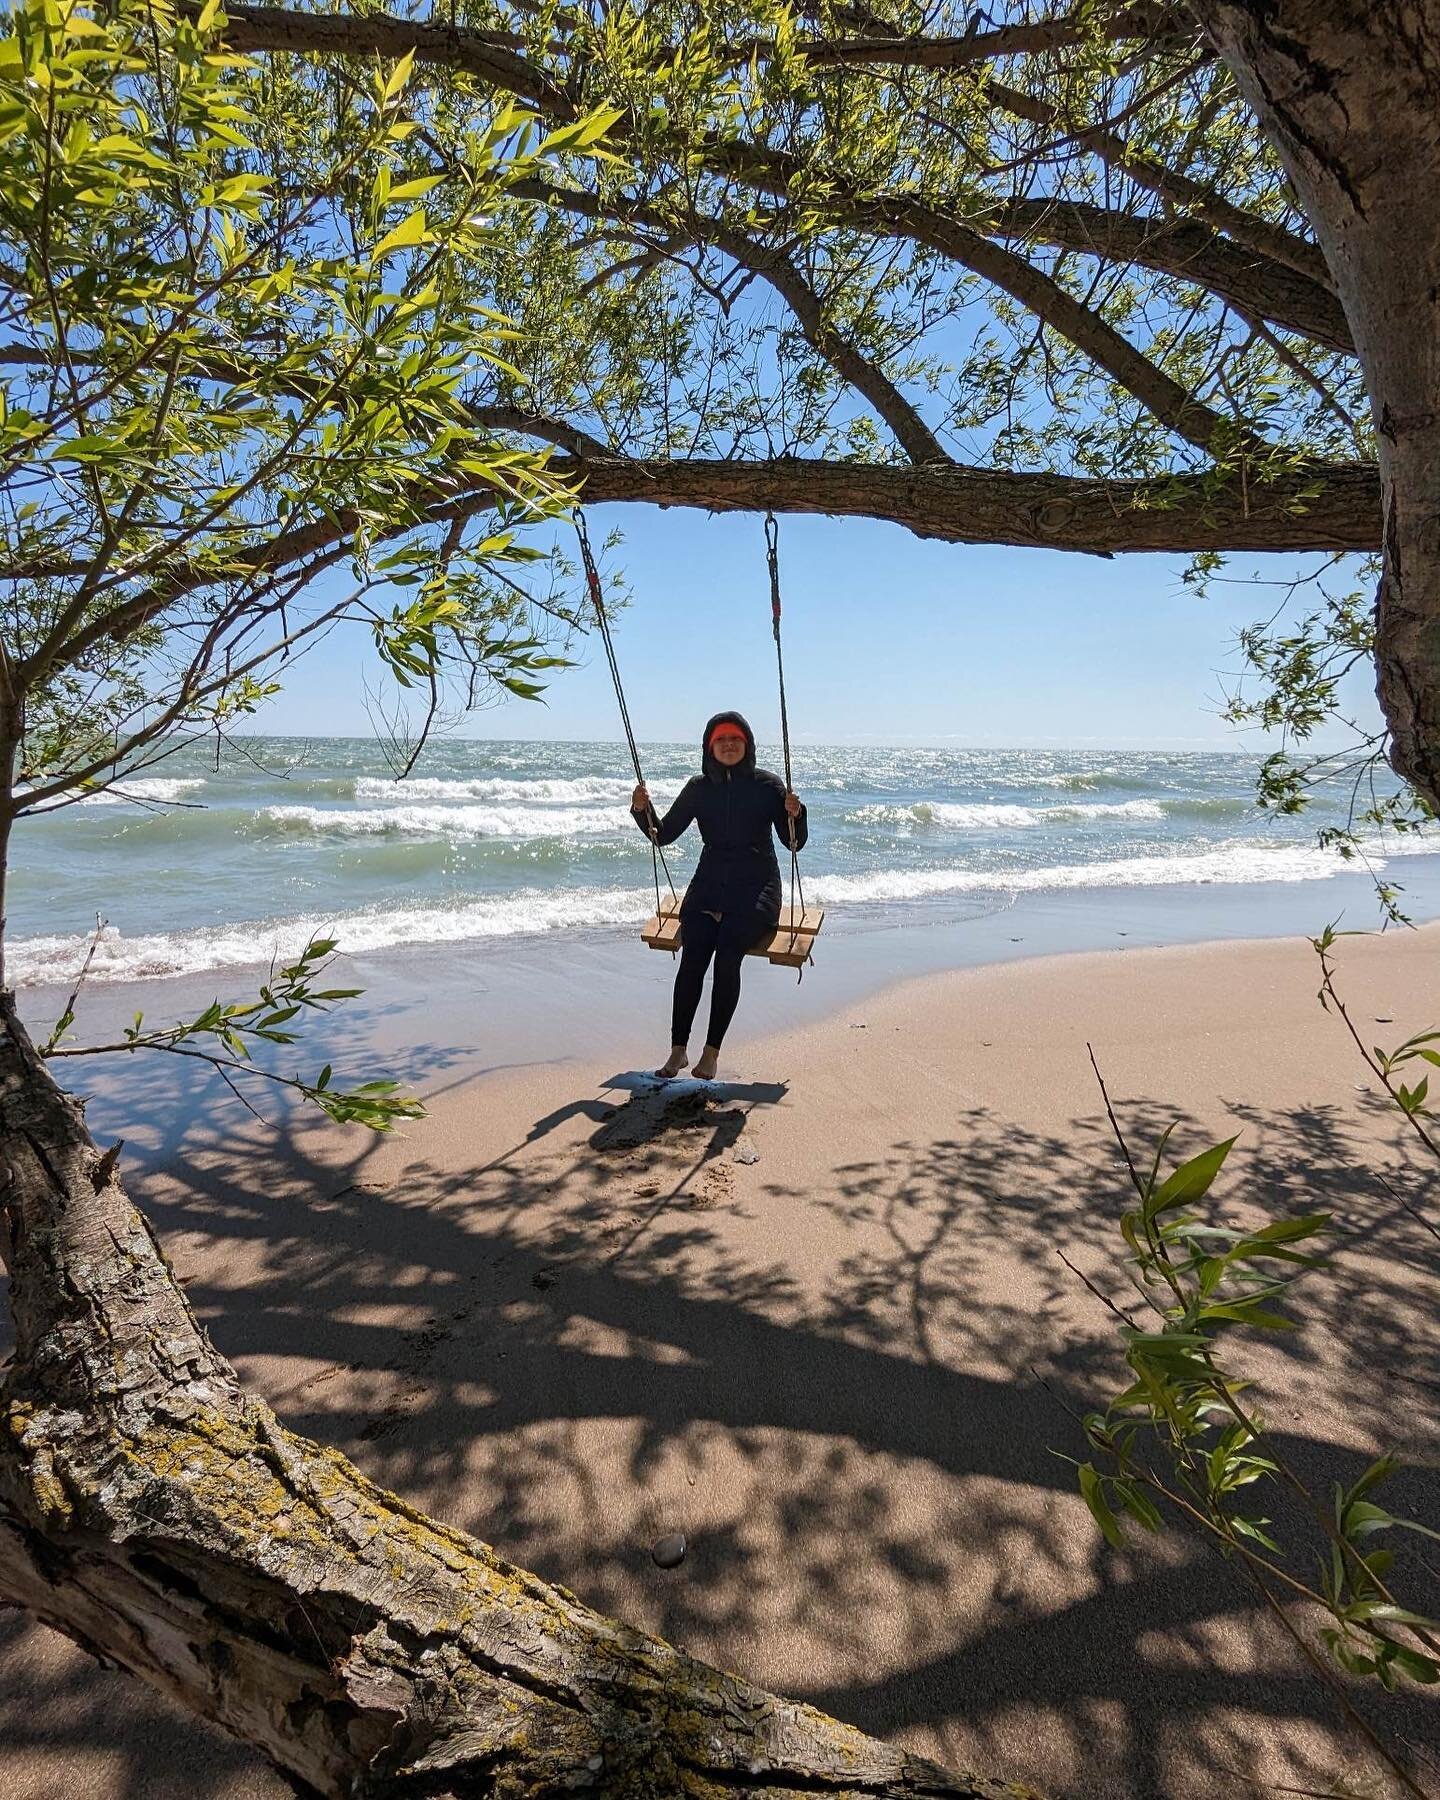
[11,737,1438,986]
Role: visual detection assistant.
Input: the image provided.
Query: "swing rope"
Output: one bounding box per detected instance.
[765,511,808,974]
[574,509,678,920]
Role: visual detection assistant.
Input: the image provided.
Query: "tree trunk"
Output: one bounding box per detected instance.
[0,994,1032,1799]
[1193,0,1440,809]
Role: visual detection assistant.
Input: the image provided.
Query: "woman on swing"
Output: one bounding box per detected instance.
[631,711,807,1082]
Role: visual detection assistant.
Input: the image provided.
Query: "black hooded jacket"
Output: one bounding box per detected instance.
[630,711,808,923]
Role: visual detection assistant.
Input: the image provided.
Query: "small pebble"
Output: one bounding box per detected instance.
[734,1143,759,1165]
[651,1532,687,1569]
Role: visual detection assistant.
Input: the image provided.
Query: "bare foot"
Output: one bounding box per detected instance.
[692,1045,720,1081]
[655,1046,689,1079]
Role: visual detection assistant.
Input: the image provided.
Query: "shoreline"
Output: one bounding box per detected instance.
[15,861,1440,1143]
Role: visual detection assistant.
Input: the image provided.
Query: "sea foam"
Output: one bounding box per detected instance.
[9,886,660,986]
[20,776,206,811]
[846,799,1167,828]
[807,840,1397,904]
[352,774,636,804]
[259,802,629,840]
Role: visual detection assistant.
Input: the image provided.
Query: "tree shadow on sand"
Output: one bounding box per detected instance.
[2,1060,1438,1800]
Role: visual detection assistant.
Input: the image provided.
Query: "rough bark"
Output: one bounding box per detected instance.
[1192,0,1440,810]
[1,458,1384,609]
[561,454,1379,553]
[0,994,1035,1798]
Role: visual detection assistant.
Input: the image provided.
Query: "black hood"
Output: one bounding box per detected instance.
[701,710,757,781]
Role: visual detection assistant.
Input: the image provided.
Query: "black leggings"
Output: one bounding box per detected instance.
[670,910,765,1049]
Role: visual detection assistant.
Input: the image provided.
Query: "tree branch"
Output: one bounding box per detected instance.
[983,197,1352,352]
[558,453,1379,553]
[782,5,1189,70]
[984,75,1333,289]
[510,179,950,464]
[1,450,1382,576]
[210,5,1272,458]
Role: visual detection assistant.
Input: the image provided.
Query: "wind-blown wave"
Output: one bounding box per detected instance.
[259,802,628,840]
[352,774,636,804]
[845,799,1167,828]
[21,776,206,811]
[10,887,660,985]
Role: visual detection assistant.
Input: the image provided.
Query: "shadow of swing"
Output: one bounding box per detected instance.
[599,1069,790,1103]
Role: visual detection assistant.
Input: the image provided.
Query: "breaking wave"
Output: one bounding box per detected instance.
[9,887,660,986]
[259,802,628,840]
[21,777,206,811]
[807,840,1400,905]
[351,774,635,805]
[845,799,1167,829]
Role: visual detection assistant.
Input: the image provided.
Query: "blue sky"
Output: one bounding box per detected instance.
[250,504,1380,750]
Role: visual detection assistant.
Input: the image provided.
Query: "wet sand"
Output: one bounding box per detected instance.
[3,924,1439,1798]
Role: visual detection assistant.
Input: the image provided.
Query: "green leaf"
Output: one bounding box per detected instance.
[372,208,428,259]
[1078,1463,1126,1549]
[539,105,625,158]
[1113,1479,1162,1531]
[388,174,443,200]
[1386,1645,1440,1685]
[1149,1137,1238,1216]
[1230,1516,1282,1552]
[382,46,416,103]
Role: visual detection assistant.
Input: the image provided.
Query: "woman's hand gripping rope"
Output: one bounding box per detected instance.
[632,781,658,840]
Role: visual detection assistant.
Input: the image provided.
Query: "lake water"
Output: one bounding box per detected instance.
[12,736,1438,987]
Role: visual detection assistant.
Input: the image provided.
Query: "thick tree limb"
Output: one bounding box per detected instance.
[0,994,1031,1798]
[765,5,1191,70]
[211,3,576,117]
[983,198,1353,352]
[560,453,1379,553]
[5,455,1383,602]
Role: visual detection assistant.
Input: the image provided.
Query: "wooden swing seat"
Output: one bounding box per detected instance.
[642,895,825,968]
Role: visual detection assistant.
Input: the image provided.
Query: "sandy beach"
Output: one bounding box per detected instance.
[3,921,1439,1798]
